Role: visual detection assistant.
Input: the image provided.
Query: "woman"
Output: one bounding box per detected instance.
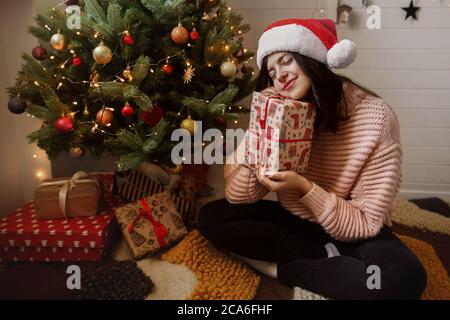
[198,19,426,300]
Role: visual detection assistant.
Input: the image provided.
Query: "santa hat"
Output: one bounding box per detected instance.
[257,19,357,69]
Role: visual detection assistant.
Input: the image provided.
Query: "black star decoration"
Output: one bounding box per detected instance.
[402,0,421,20]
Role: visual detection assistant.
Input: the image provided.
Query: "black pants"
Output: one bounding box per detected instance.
[197,199,427,300]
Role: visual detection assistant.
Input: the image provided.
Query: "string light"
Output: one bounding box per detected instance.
[32,154,37,159]
[50,56,55,60]
[35,171,43,178]
[76,31,81,35]
[34,81,40,86]
[57,82,63,90]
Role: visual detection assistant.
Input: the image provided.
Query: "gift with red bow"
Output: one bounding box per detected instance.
[114,191,188,259]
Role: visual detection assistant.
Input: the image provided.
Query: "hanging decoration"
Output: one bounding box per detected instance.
[50,31,66,51]
[402,0,421,20]
[171,23,189,45]
[32,45,47,60]
[337,4,353,24]
[96,107,115,126]
[93,42,113,64]
[183,65,196,84]
[220,61,237,78]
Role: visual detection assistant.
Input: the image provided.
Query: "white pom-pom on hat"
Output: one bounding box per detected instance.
[326,39,357,69]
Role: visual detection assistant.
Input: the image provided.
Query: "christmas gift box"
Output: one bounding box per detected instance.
[35,171,103,220]
[114,192,188,259]
[0,192,123,262]
[119,167,196,229]
[245,92,316,176]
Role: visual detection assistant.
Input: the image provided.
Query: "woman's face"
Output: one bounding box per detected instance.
[266,52,312,100]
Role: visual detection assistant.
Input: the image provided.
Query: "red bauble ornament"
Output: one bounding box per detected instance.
[241,65,248,74]
[32,45,47,60]
[122,33,134,46]
[162,64,174,75]
[121,102,134,117]
[215,116,227,127]
[141,104,165,126]
[55,116,74,134]
[190,28,200,41]
[72,56,83,66]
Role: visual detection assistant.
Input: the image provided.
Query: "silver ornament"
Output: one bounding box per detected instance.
[93,43,113,64]
[50,33,65,51]
[220,61,237,78]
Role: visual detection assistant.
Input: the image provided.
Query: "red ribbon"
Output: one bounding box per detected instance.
[127,198,168,248]
[254,95,315,142]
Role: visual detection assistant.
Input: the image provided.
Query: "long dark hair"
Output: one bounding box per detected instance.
[256,52,379,134]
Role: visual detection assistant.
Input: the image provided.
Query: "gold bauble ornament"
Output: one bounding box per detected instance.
[180,115,197,135]
[50,32,66,51]
[83,105,90,117]
[96,107,114,126]
[220,61,237,78]
[171,23,189,45]
[122,67,132,80]
[70,146,84,158]
[93,42,113,64]
[168,164,183,175]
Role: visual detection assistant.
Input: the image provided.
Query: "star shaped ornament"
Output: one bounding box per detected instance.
[183,65,195,84]
[402,0,420,20]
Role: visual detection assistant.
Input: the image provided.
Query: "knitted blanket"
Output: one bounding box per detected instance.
[1,198,448,300]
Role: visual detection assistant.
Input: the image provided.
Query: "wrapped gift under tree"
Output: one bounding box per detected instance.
[35,171,104,220]
[0,173,121,262]
[119,164,197,230]
[245,92,317,176]
[114,192,188,259]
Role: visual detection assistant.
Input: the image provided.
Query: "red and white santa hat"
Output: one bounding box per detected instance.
[257,18,357,69]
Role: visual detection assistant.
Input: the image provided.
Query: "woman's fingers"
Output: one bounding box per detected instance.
[266,172,285,181]
[261,87,279,96]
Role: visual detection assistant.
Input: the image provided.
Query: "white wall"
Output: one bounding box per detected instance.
[224,0,450,201]
[0,0,56,216]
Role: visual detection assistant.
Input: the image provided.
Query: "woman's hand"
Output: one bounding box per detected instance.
[260,86,279,96]
[257,169,313,196]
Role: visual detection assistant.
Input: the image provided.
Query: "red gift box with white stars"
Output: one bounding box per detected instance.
[0,173,124,262]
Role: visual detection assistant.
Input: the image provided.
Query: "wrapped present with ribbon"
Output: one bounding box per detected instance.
[119,165,197,230]
[35,171,103,220]
[114,191,188,259]
[245,92,317,176]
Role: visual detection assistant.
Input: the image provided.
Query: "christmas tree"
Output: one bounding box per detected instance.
[7,0,255,171]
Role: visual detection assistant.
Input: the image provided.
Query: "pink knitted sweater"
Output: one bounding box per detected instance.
[224,81,402,241]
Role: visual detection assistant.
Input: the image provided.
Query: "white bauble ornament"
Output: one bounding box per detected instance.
[92,42,113,64]
[50,33,66,51]
[220,61,237,78]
